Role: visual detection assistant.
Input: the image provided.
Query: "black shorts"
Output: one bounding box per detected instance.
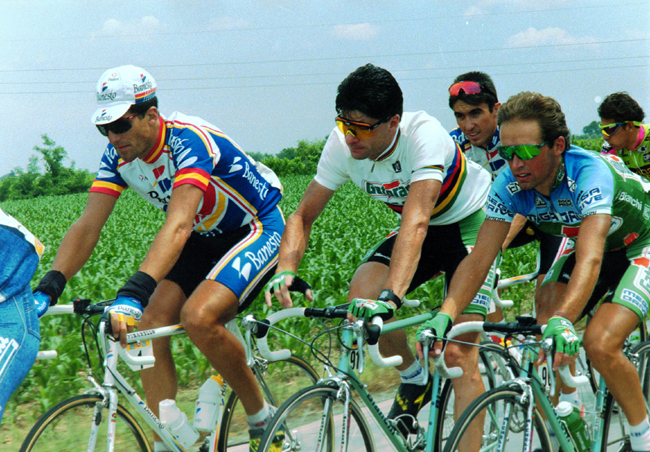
[165,226,277,313]
[362,209,490,296]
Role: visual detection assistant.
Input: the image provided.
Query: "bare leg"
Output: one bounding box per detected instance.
[583,303,645,425]
[535,280,577,403]
[445,314,484,452]
[139,280,186,442]
[182,280,263,415]
[348,261,415,371]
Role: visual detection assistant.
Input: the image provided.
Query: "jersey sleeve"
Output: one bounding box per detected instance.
[89,146,128,198]
[484,175,517,222]
[314,128,351,191]
[573,158,614,216]
[170,125,217,192]
[408,115,457,184]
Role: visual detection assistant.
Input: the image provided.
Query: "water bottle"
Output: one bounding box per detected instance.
[193,375,225,432]
[629,328,642,346]
[556,401,591,452]
[159,399,200,449]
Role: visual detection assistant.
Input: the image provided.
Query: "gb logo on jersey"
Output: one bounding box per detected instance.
[506,182,521,195]
[232,257,252,281]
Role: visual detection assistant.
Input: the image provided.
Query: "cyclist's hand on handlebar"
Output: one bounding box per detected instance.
[105,296,143,347]
[347,298,395,322]
[538,316,581,369]
[33,291,51,318]
[415,312,453,360]
[264,271,313,308]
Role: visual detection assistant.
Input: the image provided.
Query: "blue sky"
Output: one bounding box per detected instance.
[1,0,648,177]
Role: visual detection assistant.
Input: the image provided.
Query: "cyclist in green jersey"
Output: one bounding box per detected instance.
[598,92,650,178]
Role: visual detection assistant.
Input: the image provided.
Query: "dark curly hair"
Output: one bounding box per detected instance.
[598,92,644,123]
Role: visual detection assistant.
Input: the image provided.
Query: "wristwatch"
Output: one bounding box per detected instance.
[378,289,402,309]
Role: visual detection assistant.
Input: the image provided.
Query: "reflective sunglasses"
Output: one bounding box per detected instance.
[599,121,641,137]
[96,113,139,137]
[498,141,550,161]
[335,115,392,139]
[448,81,482,97]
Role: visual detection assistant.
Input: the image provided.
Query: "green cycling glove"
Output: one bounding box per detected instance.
[348,298,395,321]
[264,270,295,295]
[542,316,581,357]
[416,312,453,349]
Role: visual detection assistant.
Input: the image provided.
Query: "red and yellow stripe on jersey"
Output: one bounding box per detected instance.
[432,142,467,218]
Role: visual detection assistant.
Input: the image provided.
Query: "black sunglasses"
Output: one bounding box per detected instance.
[96,113,138,137]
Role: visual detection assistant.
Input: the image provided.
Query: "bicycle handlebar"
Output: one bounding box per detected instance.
[253,306,405,369]
[419,319,589,390]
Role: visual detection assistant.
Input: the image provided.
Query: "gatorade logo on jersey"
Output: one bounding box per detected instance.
[364,179,409,200]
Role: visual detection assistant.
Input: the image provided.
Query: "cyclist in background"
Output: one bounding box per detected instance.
[448,72,579,412]
[0,209,44,424]
[265,63,496,443]
[420,91,650,452]
[32,65,285,452]
[598,92,650,178]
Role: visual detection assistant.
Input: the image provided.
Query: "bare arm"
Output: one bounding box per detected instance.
[500,213,528,251]
[384,179,441,299]
[554,214,610,321]
[266,180,335,307]
[138,183,204,281]
[50,192,118,280]
[440,219,510,320]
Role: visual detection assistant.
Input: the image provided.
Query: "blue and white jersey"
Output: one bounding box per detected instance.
[485,146,650,253]
[91,112,283,236]
[0,209,43,302]
[450,127,506,180]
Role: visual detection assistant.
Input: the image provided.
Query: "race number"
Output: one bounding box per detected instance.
[349,346,361,371]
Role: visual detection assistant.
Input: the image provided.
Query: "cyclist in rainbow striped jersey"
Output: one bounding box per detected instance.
[265,64,496,443]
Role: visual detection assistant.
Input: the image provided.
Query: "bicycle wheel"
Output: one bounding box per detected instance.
[19,394,150,452]
[218,354,320,451]
[442,385,551,452]
[436,341,518,450]
[257,383,375,452]
[600,339,650,452]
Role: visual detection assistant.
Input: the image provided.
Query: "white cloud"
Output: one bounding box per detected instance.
[505,27,597,47]
[464,6,487,17]
[95,16,163,39]
[209,16,249,30]
[332,23,379,40]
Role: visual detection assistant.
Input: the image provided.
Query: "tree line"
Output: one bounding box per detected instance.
[0,128,604,202]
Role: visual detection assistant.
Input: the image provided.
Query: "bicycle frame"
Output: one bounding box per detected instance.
[91,322,192,452]
[296,311,441,452]
[71,319,243,452]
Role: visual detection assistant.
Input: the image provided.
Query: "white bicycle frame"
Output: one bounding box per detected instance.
[38,304,243,452]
